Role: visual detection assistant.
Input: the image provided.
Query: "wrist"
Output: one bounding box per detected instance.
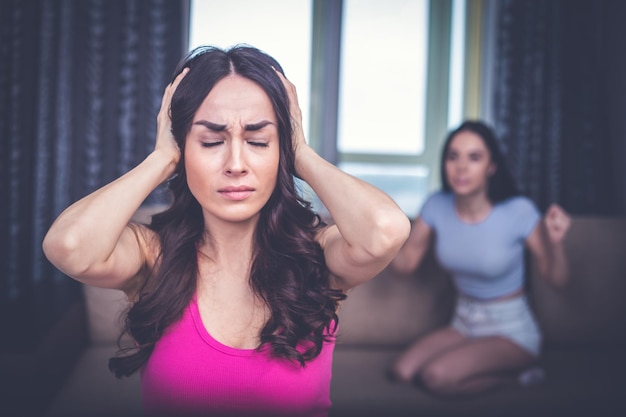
[149,148,180,182]
[293,143,316,179]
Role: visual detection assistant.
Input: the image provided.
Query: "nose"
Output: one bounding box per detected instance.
[455,157,468,171]
[225,141,247,176]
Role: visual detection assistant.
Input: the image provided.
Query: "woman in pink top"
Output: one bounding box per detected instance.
[42,45,410,416]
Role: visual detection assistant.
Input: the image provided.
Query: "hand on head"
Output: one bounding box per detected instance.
[274,70,307,152]
[155,67,189,164]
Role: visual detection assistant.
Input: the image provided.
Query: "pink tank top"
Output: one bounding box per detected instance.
[141,295,335,417]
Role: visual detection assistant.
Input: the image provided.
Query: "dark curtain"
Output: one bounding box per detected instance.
[490,0,626,215]
[0,0,188,352]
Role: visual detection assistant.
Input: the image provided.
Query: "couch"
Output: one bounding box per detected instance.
[45,211,626,417]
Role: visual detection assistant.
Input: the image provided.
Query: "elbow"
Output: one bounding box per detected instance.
[366,211,411,260]
[42,229,91,278]
[536,264,569,290]
[544,274,568,290]
[549,269,569,289]
[42,229,69,267]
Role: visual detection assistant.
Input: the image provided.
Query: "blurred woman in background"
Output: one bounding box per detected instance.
[389,120,570,397]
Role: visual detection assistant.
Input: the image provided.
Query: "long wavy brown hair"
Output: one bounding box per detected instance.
[109,45,346,377]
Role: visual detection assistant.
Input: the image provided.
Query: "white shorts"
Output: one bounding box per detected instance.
[451,294,542,356]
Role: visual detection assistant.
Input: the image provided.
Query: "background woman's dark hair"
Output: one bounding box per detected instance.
[440,120,519,203]
[109,45,345,377]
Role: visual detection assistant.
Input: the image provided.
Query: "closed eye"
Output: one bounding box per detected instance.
[201,141,223,148]
[247,140,269,148]
[469,152,485,161]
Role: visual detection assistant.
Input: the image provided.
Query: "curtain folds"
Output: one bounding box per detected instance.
[0,0,187,351]
[490,0,625,215]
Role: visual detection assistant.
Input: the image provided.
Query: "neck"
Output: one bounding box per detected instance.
[198,217,257,279]
[453,192,492,223]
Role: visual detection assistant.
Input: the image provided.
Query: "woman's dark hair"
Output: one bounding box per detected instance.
[109,45,346,377]
[440,120,519,203]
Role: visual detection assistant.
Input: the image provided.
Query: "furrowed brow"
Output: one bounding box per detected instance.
[244,120,274,132]
[193,120,227,131]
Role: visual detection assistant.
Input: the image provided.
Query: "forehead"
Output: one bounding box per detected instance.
[194,74,276,122]
[449,131,488,152]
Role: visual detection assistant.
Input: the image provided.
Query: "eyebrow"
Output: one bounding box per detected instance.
[193,120,274,132]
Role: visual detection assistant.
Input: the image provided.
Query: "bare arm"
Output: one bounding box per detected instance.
[389,217,433,276]
[278,72,410,292]
[42,69,188,294]
[525,203,571,288]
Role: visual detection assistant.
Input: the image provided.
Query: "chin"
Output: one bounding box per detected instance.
[451,184,478,194]
[451,186,472,195]
[224,210,263,224]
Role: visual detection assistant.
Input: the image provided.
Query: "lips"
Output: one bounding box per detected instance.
[451,178,469,186]
[218,185,255,201]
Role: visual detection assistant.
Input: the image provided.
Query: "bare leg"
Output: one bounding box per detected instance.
[389,327,466,383]
[419,336,536,397]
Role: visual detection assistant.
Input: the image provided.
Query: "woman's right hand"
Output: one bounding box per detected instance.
[155,68,189,165]
[543,203,571,245]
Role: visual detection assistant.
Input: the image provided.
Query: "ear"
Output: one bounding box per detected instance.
[488,163,497,176]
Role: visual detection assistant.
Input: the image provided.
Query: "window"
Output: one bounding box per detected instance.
[337,0,430,217]
[338,0,428,156]
[189,0,469,218]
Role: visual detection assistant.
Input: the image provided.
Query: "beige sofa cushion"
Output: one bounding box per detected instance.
[336,248,455,347]
[531,216,626,347]
[82,286,128,345]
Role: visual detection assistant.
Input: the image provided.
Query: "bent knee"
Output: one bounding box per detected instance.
[421,363,462,394]
[389,363,416,384]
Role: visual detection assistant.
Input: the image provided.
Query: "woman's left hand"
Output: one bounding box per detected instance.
[544,203,571,244]
[275,70,307,152]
